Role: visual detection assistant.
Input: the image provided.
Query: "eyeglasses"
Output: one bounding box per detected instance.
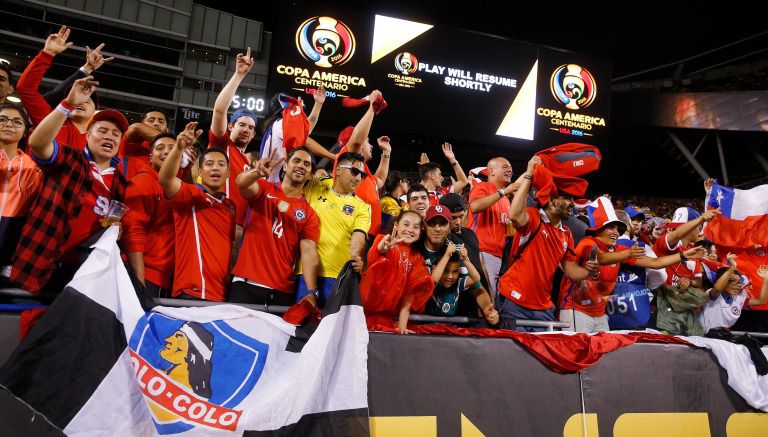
[0,116,24,128]
[338,165,368,178]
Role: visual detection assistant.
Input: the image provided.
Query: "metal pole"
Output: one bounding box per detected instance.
[716,133,729,185]
[668,131,710,180]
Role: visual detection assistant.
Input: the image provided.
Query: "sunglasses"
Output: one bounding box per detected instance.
[338,165,368,178]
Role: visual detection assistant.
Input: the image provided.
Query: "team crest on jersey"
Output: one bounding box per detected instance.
[342,205,355,216]
[128,314,268,434]
[278,200,290,212]
[732,307,741,316]
[294,209,307,221]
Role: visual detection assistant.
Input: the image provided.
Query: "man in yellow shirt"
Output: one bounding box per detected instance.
[297,151,371,307]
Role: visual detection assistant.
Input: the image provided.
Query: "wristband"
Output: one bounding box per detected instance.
[498,189,505,199]
[307,289,319,297]
[450,161,457,166]
[679,252,687,263]
[523,174,533,180]
[59,99,76,111]
[381,154,390,158]
[55,104,73,117]
[79,66,90,75]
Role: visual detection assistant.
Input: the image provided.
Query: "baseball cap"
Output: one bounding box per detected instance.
[624,204,646,222]
[439,193,465,213]
[661,207,701,231]
[337,126,354,147]
[229,108,258,126]
[425,205,451,223]
[85,109,128,133]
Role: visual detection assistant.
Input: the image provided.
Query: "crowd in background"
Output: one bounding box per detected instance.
[1,25,767,336]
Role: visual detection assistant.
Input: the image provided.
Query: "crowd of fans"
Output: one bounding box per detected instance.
[1,26,766,336]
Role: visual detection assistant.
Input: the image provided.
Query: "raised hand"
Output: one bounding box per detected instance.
[83,43,115,74]
[378,228,404,254]
[368,89,382,104]
[235,47,254,75]
[65,76,98,106]
[725,252,738,269]
[526,156,542,174]
[418,152,430,166]
[176,121,203,151]
[441,142,456,162]
[704,178,715,193]
[44,25,73,56]
[377,136,391,155]
[445,240,457,256]
[757,265,768,279]
[701,208,721,222]
[313,85,326,104]
[255,148,285,178]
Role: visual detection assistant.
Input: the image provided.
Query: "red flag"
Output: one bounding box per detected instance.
[705,214,768,250]
[281,98,310,154]
[532,143,601,205]
[366,323,689,373]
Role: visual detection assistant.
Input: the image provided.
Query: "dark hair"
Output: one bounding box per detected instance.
[447,252,462,265]
[715,266,741,282]
[0,64,13,88]
[419,162,440,181]
[142,107,167,120]
[336,151,365,167]
[280,146,315,181]
[182,322,214,399]
[407,183,429,201]
[695,239,714,251]
[260,92,287,135]
[385,170,407,193]
[200,146,229,166]
[149,133,176,152]
[0,103,30,132]
[286,146,315,169]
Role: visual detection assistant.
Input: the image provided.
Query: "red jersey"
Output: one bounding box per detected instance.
[467,181,510,257]
[333,146,382,235]
[122,167,175,289]
[427,187,452,206]
[499,207,577,310]
[232,180,320,293]
[208,130,251,225]
[653,233,701,287]
[559,237,637,317]
[167,183,235,302]
[62,164,115,255]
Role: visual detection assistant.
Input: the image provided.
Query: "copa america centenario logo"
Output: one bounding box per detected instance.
[295,16,356,68]
[394,52,418,75]
[550,64,597,110]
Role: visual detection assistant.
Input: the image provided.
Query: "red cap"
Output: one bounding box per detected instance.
[425,205,451,223]
[337,126,354,147]
[85,109,129,133]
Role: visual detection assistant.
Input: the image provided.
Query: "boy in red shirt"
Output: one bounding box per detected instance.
[159,122,235,302]
[230,147,320,306]
[122,133,177,297]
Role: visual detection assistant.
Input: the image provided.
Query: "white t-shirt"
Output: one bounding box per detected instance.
[260,118,284,183]
[700,288,748,331]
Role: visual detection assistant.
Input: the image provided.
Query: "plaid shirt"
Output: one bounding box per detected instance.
[11,142,126,293]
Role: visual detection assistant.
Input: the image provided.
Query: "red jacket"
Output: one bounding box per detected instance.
[16,51,87,150]
[122,166,174,289]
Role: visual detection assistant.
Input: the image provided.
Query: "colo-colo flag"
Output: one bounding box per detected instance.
[0,227,369,436]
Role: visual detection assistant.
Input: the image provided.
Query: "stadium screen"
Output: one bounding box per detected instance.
[268,4,613,150]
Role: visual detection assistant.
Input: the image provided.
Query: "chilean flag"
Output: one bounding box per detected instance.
[705,181,768,310]
[704,181,768,250]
